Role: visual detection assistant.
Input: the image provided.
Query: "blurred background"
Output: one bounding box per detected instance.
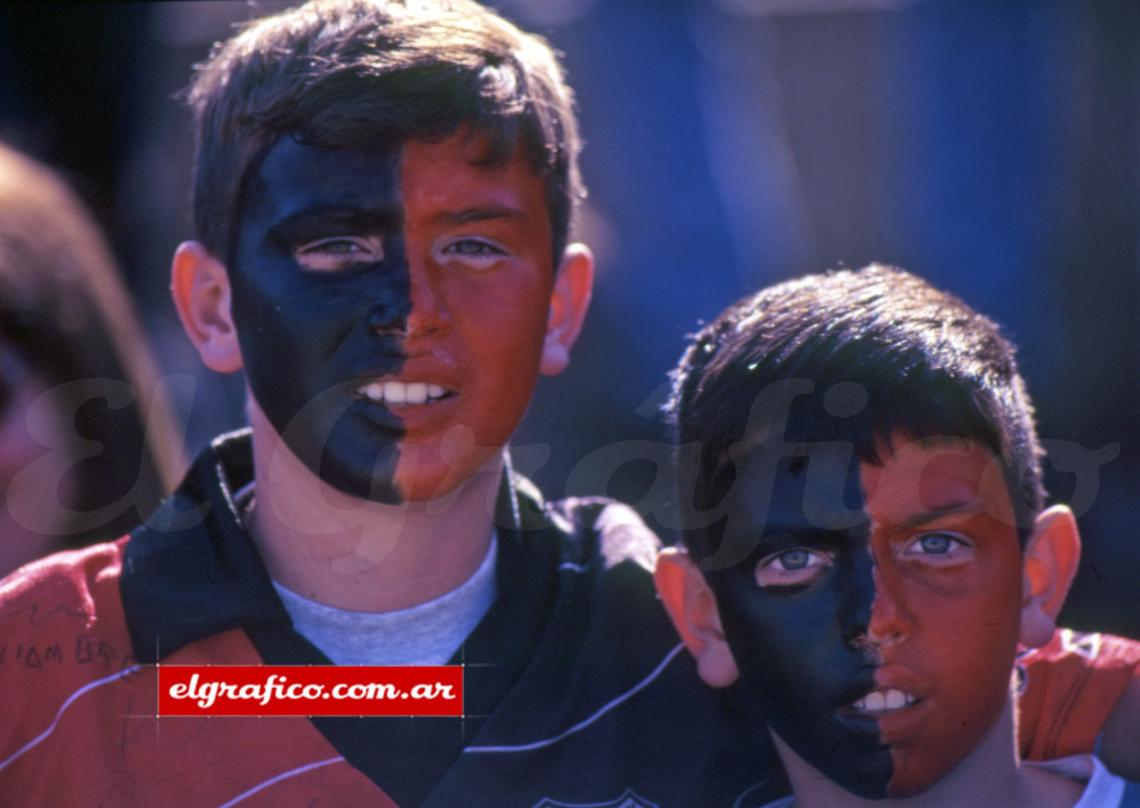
[0,0,1136,635]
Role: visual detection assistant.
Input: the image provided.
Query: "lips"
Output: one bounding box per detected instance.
[351,352,460,408]
[830,664,934,746]
[348,359,462,435]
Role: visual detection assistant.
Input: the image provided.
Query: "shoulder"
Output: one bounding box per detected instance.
[0,538,129,639]
[507,468,659,576]
[457,492,778,804]
[540,496,667,651]
[539,495,665,636]
[1019,629,1140,761]
[543,495,660,574]
[1024,630,1140,669]
[0,539,135,679]
[0,540,141,785]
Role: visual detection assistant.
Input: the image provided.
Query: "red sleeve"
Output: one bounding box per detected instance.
[1017,629,1140,760]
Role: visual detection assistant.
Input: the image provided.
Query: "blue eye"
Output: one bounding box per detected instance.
[918,534,952,554]
[295,235,384,272]
[902,531,973,564]
[777,549,810,569]
[439,238,509,268]
[445,240,503,255]
[755,547,833,587]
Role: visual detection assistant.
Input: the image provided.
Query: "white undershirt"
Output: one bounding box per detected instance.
[270,532,497,666]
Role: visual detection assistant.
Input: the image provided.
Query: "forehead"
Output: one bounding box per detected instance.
[860,437,1015,533]
[401,135,548,220]
[725,435,1016,539]
[245,133,550,229]
[247,137,400,218]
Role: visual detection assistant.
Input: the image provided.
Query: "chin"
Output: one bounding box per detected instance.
[395,463,478,503]
[829,763,892,801]
[794,734,893,801]
[317,453,405,505]
[315,436,503,505]
[396,440,510,503]
[883,747,971,799]
[300,425,401,504]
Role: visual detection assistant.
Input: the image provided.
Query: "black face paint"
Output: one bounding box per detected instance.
[229,136,410,503]
[705,447,891,799]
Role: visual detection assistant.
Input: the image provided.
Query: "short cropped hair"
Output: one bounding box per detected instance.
[667,265,1045,556]
[187,0,583,265]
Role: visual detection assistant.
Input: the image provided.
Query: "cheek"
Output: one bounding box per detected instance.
[718,583,891,799]
[457,269,549,345]
[231,250,414,503]
[456,275,550,408]
[883,567,1022,796]
[915,547,1024,666]
[235,268,363,350]
[232,256,415,414]
[718,581,860,701]
[908,584,1018,725]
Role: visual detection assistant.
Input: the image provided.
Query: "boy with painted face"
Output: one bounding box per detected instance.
[0,1,775,805]
[657,266,1140,806]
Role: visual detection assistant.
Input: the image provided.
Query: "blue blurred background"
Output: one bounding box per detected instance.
[0,0,1136,635]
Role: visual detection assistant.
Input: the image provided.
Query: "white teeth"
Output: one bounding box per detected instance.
[359,380,450,405]
[383,381,406,404]
[853,688,915,714]
[363,383,384,402]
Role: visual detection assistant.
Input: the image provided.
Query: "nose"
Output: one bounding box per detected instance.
[366,247,412,336]
[865,559,914,649]
[365,249,451,340]
[838,549,875,648]
[404,256,450,343]
[367,304,406,335]
[837,547,914,653]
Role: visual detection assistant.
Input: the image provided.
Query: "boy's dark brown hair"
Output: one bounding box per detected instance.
[667,264,1045,558]
[187,0,583,266]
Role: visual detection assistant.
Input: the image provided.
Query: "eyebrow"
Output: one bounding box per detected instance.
[727,511,871,547]
[435,205,528,226]
[268,206,399,238]
[893,500,981,530]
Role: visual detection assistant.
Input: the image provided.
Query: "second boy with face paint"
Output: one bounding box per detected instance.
[658,265,1140,806]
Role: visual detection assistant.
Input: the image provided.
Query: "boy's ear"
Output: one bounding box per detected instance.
[171,241,244,373]
[1019,505,1082,648]
[654,547,740,688]
[539,242,594,376]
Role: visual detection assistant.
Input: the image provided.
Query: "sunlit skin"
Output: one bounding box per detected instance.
[687,436,1028,798]
[228,133,560,503]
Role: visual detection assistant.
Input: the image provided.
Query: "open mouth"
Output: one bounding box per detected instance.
[846,688,921,716]
[357,380,456,407]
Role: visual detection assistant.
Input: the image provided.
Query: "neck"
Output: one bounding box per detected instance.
[245,410,503,613]
[775,697,1083,808]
